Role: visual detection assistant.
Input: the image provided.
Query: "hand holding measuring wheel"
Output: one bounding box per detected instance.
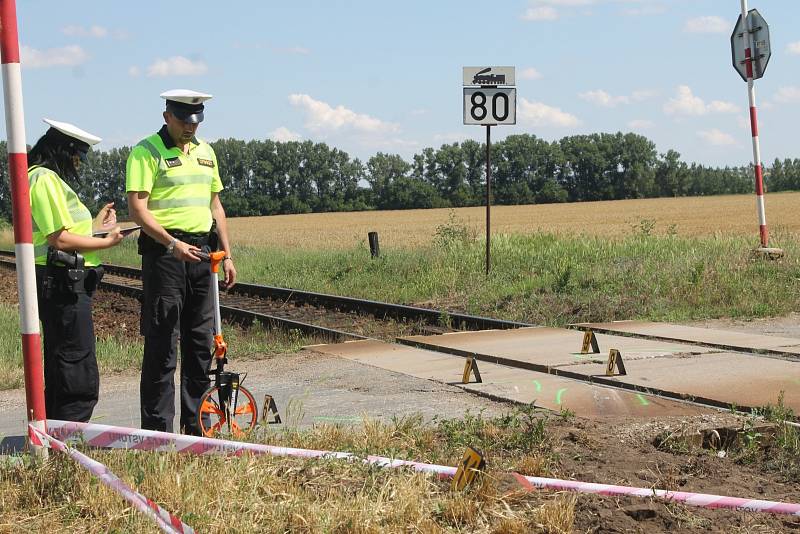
[196,247,258,437]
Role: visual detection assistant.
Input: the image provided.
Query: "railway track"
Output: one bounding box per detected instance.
[3,251,796,420]
[0,252,532,341]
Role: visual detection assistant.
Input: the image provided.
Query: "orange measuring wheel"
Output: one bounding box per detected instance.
[196,247,258,438]
[197,380,258,437]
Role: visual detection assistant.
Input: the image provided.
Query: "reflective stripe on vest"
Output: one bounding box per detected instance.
[137,135,216,232]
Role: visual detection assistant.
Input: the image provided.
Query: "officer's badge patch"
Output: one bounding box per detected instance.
[197,158,214,168]
[165,157,182,168]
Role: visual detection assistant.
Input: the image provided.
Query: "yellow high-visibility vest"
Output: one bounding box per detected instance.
[125,130,223,233]
[28,165,100,267]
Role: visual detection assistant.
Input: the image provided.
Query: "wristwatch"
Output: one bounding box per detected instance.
[166,237,178,255]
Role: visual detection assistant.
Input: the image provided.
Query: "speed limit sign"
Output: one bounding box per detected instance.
[462,65,516,275]
[463,87,516,125]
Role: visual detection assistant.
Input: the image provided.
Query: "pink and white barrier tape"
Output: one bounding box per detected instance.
[47,420,800,517]
[29,425,195,534]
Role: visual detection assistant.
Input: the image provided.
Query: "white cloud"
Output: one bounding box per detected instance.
[269,127,302,142]
[531,0,595,5]
[147,56,208,77]
[288,94,398,133]
[434,132,472,144]
[774,86,800,103]
[623,5,666,16]
[520,67,543,80]
[521,6,559,21]
[128,66,141,77]
[579,89,630,107]
[632,89,658,101]
[578,88,656,107]
[698,129,737,146]
[628,119,654,129]
[684,16,728,34]
[736,116,751,130]
[663,85,738,116]
[518,98,580,127]
[21,45,88,68]
[707,100,738,113]
[62,25,108,38]
[523,0,668,20]
[787,42,800,55]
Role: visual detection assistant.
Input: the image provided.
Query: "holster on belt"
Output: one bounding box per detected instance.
[44,247,86,298]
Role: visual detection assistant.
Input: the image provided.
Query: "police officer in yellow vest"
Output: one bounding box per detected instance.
[126,90,237,435]
[29,118,124,422]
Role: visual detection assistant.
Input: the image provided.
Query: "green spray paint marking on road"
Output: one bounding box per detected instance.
[636,394,650,406]
[555,388,567,405]
[533,380,542,392]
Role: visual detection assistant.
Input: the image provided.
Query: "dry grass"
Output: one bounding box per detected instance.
[225,192,800,249]
[0,411,570,533]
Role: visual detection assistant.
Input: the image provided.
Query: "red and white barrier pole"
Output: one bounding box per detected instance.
[0,0,47,453]
[740,0,769,249]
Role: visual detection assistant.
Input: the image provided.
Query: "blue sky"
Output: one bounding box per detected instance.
[8,0,800,167]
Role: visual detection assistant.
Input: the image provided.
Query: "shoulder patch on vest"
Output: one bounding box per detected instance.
[165,157,182,168]
[197,158,214,168]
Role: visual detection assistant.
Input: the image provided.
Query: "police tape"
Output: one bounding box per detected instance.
[46,420,800,517]
[28,424,195,534]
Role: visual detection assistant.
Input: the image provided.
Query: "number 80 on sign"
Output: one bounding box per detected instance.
[463,87,516,125]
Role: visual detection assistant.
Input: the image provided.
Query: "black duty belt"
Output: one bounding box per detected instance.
[138,228,214,254]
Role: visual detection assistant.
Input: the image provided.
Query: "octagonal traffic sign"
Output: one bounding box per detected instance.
[731,8,771,81]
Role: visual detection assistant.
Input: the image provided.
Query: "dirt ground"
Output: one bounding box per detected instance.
[1,269,799,532]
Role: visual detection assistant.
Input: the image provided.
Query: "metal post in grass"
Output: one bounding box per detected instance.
[485,124,491,275]
[463,66,516,276]
[0,0,47,455]
[368,231,380,258]
[731,1,783,258]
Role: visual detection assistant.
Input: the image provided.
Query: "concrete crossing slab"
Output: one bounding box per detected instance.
[310,339,708,417]
[396,327,800,413]
[399,327,716,368]
[559,352,800,411]
[571,321,800,356]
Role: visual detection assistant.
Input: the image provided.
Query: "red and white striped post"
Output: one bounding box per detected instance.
[740,0,769,249]
[0,0,47,453]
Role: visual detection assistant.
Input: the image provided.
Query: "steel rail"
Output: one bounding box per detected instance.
[0,250,530,331]
[0,258,363,342]
[99,263,532,331]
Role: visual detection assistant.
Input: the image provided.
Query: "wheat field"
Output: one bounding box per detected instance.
[228,192,800,250]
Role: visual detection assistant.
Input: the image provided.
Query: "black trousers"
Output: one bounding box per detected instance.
[139,250,214,435]
[35,266,100,422]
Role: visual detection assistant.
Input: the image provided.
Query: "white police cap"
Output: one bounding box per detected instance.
[42,118,102,146]
[160,89,213,105]
[161,90,212,123]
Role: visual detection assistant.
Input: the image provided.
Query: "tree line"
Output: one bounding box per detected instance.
[0,132,797,219]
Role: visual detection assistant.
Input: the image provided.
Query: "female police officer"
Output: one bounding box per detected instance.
[28,118,124,422]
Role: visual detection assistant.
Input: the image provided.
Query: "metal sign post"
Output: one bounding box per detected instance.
[485,125,491,276]
[463,66,516,275]
[731,2,781,257]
